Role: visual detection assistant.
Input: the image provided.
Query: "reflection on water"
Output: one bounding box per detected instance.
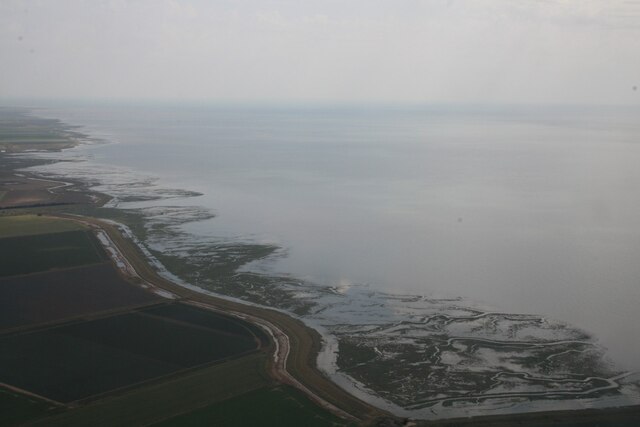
[28,104,640,417]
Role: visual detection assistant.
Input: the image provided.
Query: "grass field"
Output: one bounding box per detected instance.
[0,230,106,277]
[153,386,352,427]
[0,263,160,331]
[0,388,56,427]
[27,353,270,427]
[0,304,262,402]
[0,214,85,238]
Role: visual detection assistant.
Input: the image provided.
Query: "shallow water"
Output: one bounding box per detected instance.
[25,103,640,417]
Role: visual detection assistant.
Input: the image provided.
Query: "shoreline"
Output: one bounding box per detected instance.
[2,106,639,425]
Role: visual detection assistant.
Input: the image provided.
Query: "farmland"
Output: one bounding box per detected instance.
[26,353,271,427]
[0,230,107,277]
[0,263,160,331]
[0,178,88,210]
[0,303,264,403]
[0,389,55,427]
[0,214,86,238]
[153,386,351,427]
[144,303,271,347]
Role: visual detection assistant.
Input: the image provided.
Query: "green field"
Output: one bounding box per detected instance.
[153,386,351,427]
[0,388,56,427]
[28,353,270,427]
[0,229,106,277]
[0,215,85,238]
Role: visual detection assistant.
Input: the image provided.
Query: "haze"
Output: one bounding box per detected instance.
[1,0,639,105]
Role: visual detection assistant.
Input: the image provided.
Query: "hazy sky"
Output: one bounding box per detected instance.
[1,0,639,104]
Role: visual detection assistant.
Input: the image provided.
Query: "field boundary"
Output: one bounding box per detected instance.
[0,383,63,407]
[24,353,272,427]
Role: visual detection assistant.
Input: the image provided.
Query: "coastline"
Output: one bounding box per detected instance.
[56,212,375,423]
[0,108,386,422]
[3,106,640,425]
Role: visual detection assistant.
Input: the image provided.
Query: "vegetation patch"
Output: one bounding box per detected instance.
[0,230,106,277]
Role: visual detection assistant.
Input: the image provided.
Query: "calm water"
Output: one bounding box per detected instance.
[34,103,640,371]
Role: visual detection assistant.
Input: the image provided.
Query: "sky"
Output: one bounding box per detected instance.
[1,0,639,105]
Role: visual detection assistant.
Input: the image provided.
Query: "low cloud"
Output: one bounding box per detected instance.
[0,0,638,104]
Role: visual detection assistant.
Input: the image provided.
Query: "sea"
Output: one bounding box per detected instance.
[21,102,640,418]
